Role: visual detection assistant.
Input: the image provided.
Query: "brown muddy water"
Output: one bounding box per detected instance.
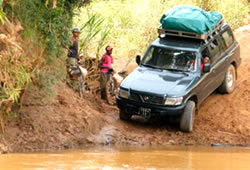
[0,146,250,170]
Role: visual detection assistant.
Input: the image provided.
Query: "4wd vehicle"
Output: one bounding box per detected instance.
[116,19,241,132]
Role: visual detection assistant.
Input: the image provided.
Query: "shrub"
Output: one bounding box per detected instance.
[0,0,87,132]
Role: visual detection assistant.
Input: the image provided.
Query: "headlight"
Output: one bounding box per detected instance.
[118,88,129,99]
[165,97,183,106]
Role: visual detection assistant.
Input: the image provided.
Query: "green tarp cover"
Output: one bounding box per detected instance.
[160,5,223,34]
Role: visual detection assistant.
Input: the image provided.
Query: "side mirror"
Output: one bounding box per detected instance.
[203,63,211,73]
[136,54,141,65]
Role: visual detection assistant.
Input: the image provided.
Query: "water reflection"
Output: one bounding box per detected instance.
[0,146,250,170]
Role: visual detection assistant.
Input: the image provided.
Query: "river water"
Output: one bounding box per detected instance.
[0,146,250,170]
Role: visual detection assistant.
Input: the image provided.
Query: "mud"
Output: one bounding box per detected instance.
[1,25,250,153]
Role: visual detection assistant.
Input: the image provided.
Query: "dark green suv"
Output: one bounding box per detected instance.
[116,22,241,132]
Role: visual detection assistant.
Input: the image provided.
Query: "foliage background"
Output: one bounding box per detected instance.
[76,0,250,60]
[0,0,85,121]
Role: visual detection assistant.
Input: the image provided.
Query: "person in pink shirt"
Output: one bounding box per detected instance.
[99,46,114,99]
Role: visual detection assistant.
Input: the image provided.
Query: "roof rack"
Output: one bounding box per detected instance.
[158,18,224,43]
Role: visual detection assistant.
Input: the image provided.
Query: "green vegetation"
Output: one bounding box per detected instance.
[0,0,86,132]
[0,0,5,24]
[76,0,250,60]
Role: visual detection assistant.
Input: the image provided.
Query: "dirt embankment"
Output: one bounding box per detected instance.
[1,25,250,153]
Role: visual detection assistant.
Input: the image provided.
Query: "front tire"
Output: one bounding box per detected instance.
[180,100,195,133]
[219,65,236,94]
[119,110,132,121]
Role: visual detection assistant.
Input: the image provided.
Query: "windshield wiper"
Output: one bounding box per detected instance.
[165,68,189,76]
[142,64,161,69]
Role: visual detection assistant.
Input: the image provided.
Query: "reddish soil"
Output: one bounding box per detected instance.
[1,26,250,153]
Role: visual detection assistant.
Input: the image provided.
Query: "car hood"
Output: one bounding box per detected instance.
[121,67,197,97]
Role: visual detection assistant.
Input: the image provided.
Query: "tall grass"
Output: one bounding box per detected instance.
[75,0,249,60]
[0,0,5,24]
[0,10,5,24]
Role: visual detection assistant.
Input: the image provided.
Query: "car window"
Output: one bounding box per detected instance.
[142,47,197,72]
[209,39,219,56]
[208,38,224,64]
[221,30,234,48]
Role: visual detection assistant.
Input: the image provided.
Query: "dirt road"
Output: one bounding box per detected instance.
[1,25,250,153]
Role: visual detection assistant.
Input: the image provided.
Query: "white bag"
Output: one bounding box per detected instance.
[79,66,88,79]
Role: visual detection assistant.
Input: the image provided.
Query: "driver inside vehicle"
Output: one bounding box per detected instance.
[200,56,210,71]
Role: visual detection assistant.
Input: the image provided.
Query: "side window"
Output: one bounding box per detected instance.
[208,38,224,64]
[202,48,210,58]
[221,30,234,48]
[209,39,219,57]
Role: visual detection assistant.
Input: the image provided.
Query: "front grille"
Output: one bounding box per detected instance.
[141,94,152,103]
[151,96,164,105]
[129,92,141,102]
[129,91,164,105]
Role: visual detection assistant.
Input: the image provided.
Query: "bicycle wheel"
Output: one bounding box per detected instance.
[105,79,116,105]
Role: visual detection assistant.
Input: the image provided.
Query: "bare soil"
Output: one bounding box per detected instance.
[1,25,250,153]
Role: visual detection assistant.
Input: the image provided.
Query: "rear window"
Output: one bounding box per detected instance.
[221,30,234,48]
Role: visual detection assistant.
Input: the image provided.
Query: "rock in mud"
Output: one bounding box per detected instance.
[0,143,8,154]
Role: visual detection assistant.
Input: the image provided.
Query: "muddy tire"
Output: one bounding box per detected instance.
[219,65,236,94]
[119,110,131,121]
[180,100,195,133]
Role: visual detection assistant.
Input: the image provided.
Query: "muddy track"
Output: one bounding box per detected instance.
[1,26,250,153]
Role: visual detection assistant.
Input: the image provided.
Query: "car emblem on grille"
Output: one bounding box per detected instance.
[143,96,150,101]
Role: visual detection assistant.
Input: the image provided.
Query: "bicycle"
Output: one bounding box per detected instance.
[66,59,87,98]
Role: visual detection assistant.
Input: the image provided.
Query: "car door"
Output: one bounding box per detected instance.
[197,36,225,102]
[209,36,228,89]
[196,47,217,103]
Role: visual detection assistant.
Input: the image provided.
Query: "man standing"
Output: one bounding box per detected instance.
[68,27,80,61]
[66,27,81,90]
[99,46,114,99]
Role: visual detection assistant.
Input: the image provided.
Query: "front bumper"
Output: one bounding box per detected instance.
[116,97,185,117]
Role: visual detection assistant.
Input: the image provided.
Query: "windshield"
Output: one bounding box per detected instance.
[141,46,197,72]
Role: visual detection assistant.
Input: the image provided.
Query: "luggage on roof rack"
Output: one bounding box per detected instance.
[159,5,224,42]
[158,18,224,43]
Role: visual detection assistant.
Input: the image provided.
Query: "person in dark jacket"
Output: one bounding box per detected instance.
[66,27,81,90]
[68,27,80,60]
